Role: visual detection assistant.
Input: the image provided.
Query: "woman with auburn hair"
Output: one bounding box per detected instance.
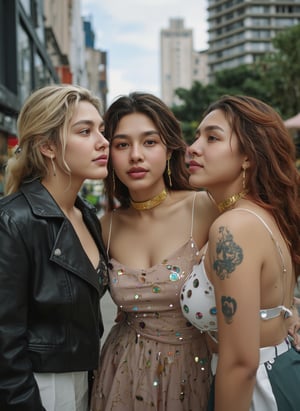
[181,95,300,411]
[91,92,219,411]
[0,84,109,411]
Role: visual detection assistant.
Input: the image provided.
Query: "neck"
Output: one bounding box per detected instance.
[217,189,248,213]
[130,188,168,211]
[41,178,79,212]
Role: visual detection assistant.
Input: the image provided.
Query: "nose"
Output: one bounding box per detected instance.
[130,143,143,162]
[188,139,202,157]
[96,131,109,150]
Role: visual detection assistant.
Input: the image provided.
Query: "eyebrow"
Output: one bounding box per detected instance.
[112,130,160,140]
[196,124,225,135]
[72,119,104,128]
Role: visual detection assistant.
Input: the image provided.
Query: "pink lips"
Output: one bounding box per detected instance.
[127,167,148,179]
[188,160,203,173]
[93,154,108,165]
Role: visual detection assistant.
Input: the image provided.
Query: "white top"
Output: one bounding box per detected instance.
[180,208,292,336]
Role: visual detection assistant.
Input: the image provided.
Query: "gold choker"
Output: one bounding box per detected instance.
[130,189,168,211]
[218,190,248,212]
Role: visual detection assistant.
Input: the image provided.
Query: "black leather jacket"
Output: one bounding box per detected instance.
[0,179,108,410]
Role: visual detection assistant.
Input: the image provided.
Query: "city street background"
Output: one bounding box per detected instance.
[101,291,117,343]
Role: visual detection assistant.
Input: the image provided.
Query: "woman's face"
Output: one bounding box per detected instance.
[187,109,246,196]
[110,112,168,199]
[63,100,109,182]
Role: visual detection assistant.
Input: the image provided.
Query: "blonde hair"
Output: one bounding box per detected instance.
[5,84,102,194]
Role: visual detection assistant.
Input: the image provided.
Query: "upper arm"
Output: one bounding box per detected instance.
[0,211,44,409]
[208,214,262,363]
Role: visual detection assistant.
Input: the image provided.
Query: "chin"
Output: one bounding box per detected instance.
[189,176,201,189]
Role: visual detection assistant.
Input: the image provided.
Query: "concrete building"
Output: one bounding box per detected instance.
[161,18,193,107]
[83,18,108,111]
[207,0,300,80]
[44,0,87,86]
[192,50,209,86]
[0,0,59,196]
[160,18,208,107]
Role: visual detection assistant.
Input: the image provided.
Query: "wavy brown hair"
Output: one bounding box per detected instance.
[104,92,191,210]
[204,95,300,279]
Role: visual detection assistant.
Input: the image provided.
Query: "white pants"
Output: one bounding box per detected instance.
[210,339,292,411]
[34,371,88,411]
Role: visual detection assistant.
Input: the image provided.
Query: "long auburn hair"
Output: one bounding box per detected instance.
[204,95,300,279]
[104,92,191,210]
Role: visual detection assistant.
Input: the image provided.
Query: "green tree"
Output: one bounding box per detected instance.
[172,66,269,143]
[171,81,222,143]
[171,24,300,142]
[257,24,300,118]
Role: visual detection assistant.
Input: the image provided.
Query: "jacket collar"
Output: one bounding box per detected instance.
[20,179,95,218]
[21,179,108,294]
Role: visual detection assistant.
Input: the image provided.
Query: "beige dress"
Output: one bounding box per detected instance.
[91,203,211,411]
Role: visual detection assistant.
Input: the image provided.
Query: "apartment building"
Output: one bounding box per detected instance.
[207,0,300,79]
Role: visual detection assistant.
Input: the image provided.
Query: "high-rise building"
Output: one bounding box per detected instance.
[207,0,300,80]
[83,18,108,111]
[160,19,193,106]
[0,0,59,196]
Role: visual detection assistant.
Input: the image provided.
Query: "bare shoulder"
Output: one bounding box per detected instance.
[192,190,219,227]
[208,207,270,247]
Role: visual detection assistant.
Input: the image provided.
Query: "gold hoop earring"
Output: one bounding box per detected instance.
[242,166,246,190]
[51,155,56,177]
[167,158,172,187]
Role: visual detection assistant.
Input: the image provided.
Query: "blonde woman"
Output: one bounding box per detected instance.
[0,85,109,411]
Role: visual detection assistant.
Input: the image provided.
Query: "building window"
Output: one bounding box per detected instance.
[18,24,32,103]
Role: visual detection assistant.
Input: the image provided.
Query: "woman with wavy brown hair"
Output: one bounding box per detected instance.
[91,92,219,411]
[181,95,300,411]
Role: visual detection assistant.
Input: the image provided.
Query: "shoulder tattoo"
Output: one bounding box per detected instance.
[221,296,237,324]
[213,226,243,279]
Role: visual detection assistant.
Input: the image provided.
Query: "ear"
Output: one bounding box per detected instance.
[167,150,173,160]
[39,143,56,159]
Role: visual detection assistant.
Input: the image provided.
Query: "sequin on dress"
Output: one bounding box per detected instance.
[91,200,211,411]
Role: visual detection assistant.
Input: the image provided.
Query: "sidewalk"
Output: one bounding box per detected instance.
[100,291,117,343]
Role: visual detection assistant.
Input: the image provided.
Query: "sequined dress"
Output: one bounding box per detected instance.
[91,218,211,411]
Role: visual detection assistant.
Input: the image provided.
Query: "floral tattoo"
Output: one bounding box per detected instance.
[213,226,243,279]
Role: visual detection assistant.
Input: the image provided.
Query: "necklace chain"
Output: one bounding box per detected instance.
[130,188,168,211]
[218,190,249,212]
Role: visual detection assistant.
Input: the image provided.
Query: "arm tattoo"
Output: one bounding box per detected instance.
[213,226,243,279]
[221,296,237,324]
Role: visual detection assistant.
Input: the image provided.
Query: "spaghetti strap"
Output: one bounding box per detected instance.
[233,208,292,320]
[234,208,286,273]
[190,192,197,238]
[106,211,114,257]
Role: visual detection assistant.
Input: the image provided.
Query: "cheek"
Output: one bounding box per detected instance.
[111,150,126,169]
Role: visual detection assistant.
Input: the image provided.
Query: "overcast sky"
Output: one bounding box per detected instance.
[81,0,208,104]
